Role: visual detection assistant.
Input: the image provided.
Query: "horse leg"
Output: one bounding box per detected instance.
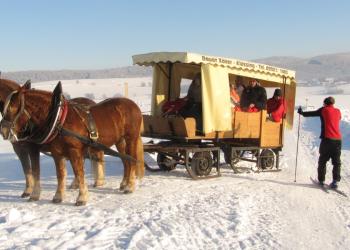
[123,138,138,193]
[136,136,145,181]
[52,155,67,203]
[69,151,88,206]
[116,139,128,191]
[92,150,105,187]
[69,175,79,189]
[12,143,33,198]
[28,146,41,201]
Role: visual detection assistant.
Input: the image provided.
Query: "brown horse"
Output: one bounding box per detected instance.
[0,82,144,205]
[0,79,105,201]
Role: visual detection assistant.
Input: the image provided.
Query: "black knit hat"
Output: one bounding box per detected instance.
[324,96,335,105]
[273,89,282,97]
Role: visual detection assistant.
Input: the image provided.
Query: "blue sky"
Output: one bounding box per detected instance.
[1,0,349,71]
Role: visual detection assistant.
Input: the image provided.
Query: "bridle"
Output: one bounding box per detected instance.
[0,90,31,142]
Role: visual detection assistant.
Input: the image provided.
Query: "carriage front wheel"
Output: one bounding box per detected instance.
[156,153,177,171]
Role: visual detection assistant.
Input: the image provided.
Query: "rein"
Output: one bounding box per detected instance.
[58,127,138,163]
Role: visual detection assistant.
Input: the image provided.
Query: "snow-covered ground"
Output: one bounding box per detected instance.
[0,79,349,249]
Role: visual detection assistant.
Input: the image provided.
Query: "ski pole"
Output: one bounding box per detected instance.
[294,107,301,182]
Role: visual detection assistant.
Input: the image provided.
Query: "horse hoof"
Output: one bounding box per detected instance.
[28,197,39,202]
[52,198,62,203]
[75,201,86,206]
[93,183,104,187]
[21,192,30,198]
[123,189,133,194]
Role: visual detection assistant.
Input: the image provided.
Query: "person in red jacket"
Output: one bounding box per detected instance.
[298,96,342,188]
[267,88,286,122]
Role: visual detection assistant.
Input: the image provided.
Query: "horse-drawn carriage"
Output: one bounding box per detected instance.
[0,52,296,205]
[133,52,296,179]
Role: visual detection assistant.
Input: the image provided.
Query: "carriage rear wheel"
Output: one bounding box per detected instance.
[157,153,177,171]
[191,151,213,176]
[260,149,275,169]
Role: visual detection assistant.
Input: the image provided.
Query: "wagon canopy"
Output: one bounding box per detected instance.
[133,52,296,132]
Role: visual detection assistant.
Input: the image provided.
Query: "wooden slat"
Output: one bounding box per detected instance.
[233,111,261,138]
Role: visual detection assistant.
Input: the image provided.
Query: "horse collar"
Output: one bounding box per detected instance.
[39,98,68,144]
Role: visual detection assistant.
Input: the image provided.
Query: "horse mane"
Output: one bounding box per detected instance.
[0,79,20,90]
[24,89,54,123]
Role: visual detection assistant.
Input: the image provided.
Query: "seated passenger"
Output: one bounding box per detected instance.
[230,82,241,111]
[162,97,187,116]
[267,88,286,122]
[240,79,267,112]
[180,73,202,131]
[186,73,202,104]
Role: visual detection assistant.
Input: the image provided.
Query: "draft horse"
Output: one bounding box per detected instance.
[0,79,105,201]
[0,82,144,205]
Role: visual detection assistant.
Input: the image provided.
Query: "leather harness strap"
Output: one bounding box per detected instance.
[58,127,138,163]
[71,103,99,142]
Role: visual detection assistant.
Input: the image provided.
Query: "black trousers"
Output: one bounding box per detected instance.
[318,139,342,182]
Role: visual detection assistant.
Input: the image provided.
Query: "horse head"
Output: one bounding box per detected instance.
[0,84,29,141]
[0,79,31,115]
[0,81,63,142]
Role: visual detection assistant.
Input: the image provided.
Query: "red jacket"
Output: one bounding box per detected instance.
[301,105,342,140]
[267,97,286,122]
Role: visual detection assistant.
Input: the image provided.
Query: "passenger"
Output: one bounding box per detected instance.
[240,79,267,112]
[186,73,202,104]
[230,82,240,108]
[234,76,245,97]
[267,88,286,122]
[180,73,202,131]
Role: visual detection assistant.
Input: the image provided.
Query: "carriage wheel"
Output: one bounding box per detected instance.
[222,146,241,168]
[191,151,213,176]
[260,149,275,169]
[157,153,177,171]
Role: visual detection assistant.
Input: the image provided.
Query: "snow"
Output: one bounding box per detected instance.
[1,79,350,249]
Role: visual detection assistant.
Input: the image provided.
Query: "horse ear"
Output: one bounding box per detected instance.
[53,81,63,97]
[23,80,31,90]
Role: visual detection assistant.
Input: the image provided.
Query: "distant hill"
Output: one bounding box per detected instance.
[1,66,152,83]
[2,52,350,83]
[255,52,350,82]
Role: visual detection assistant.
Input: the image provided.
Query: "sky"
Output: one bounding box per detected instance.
[1,0,350,72]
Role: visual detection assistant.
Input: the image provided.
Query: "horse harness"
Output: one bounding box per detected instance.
[0,90,137,163]
[70,101,99,142]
